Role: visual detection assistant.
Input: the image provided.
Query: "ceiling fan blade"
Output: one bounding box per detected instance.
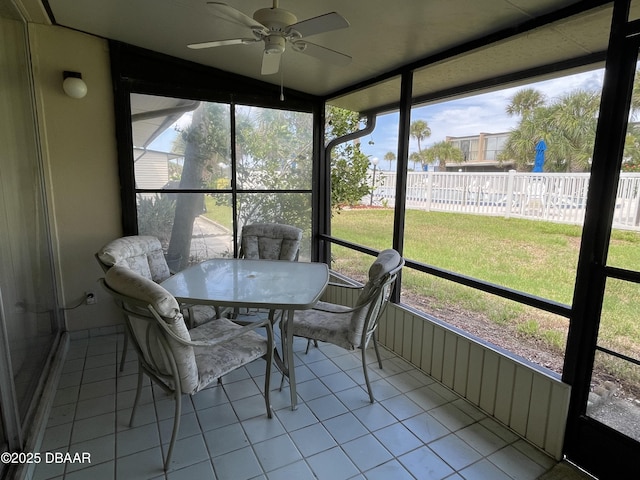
[288,12,349,38]
[261,51,282,75]
[188,38,259,49]
[206,2,266,30]
[291,41,351,66]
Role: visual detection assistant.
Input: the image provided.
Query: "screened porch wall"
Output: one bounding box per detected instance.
[322,283,571,460]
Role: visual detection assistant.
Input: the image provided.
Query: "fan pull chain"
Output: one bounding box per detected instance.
[280,66,285,101]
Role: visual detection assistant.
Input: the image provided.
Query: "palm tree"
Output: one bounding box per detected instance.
[384,151,396,172]
[545,90,599,172]
[499,107,550,170]
[410,119,431,154]
[423,141,464,170]
[409,152,422,171]
[500,88,599,172]
[506,88,546,118]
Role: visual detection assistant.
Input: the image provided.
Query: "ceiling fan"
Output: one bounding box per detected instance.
[188,1,352,75]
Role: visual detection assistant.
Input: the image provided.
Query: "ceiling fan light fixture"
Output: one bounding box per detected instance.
[264,35,285,54]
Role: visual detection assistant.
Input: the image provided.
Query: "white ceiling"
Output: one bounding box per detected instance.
[40,0,623,111]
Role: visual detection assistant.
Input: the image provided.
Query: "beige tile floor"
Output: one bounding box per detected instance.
[32,329,590,480]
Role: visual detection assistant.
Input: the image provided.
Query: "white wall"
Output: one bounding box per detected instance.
[29,24,123,331]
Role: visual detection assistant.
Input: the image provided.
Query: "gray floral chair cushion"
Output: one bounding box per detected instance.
[240,223,302,261]
[97,235,171,283]
[288,301,354,350]
[102,265,273,470]
[190,320,271,390]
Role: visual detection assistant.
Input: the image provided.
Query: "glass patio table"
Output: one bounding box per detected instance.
[161,258,329,409]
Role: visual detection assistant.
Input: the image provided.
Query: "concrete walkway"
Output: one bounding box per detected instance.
[189,216,233,261]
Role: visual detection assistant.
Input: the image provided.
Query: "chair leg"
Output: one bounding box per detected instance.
[128,362,144,427]
[361,345,375,403]
[119,333,128,372]
[164,390,182,471]
[304,338,319,354]
[264,355,273,419]
[264,379,272,419]
[263,312,274,417]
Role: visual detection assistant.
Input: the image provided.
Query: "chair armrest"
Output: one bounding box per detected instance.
[181,303,231,327]
[313,303,361,314]
[327,281,362,290]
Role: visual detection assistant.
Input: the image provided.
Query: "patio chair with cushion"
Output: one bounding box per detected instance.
[96,235,218,370]
[286,249,404,403]
[234,223,303,322]
[100,265,273,470]
[239,223,303,261]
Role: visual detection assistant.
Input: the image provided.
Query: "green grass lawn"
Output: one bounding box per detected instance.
[332,208,584,301]
[331,208,640,363]
[203,197,233,230]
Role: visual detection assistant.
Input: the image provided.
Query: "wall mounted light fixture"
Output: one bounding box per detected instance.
[62,71,88,99]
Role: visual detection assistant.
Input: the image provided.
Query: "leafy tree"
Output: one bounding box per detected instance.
[168,160,183,181]
[326,106,372,209]
[237,107,312,189]
[170,103,230,185]
[500,88,599,172]
[137,194,176,246]
[503,76,640,172]
[234,107,313,228]
[623,123,640,171]
[157,102,372,267]
[423,141,464,170]
[623,77,640,170]
[545,91,600,171]
[166,103,230,270]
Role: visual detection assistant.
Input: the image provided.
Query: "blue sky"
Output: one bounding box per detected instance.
[360,69,605,170]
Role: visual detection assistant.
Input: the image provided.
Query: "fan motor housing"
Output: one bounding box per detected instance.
[253,7,297,31]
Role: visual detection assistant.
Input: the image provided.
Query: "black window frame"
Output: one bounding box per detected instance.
[110,42,325,260]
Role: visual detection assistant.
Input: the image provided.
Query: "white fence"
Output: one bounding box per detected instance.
[371,171,640,230]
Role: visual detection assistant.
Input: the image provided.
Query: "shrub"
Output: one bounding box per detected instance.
[136,194,176,246]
